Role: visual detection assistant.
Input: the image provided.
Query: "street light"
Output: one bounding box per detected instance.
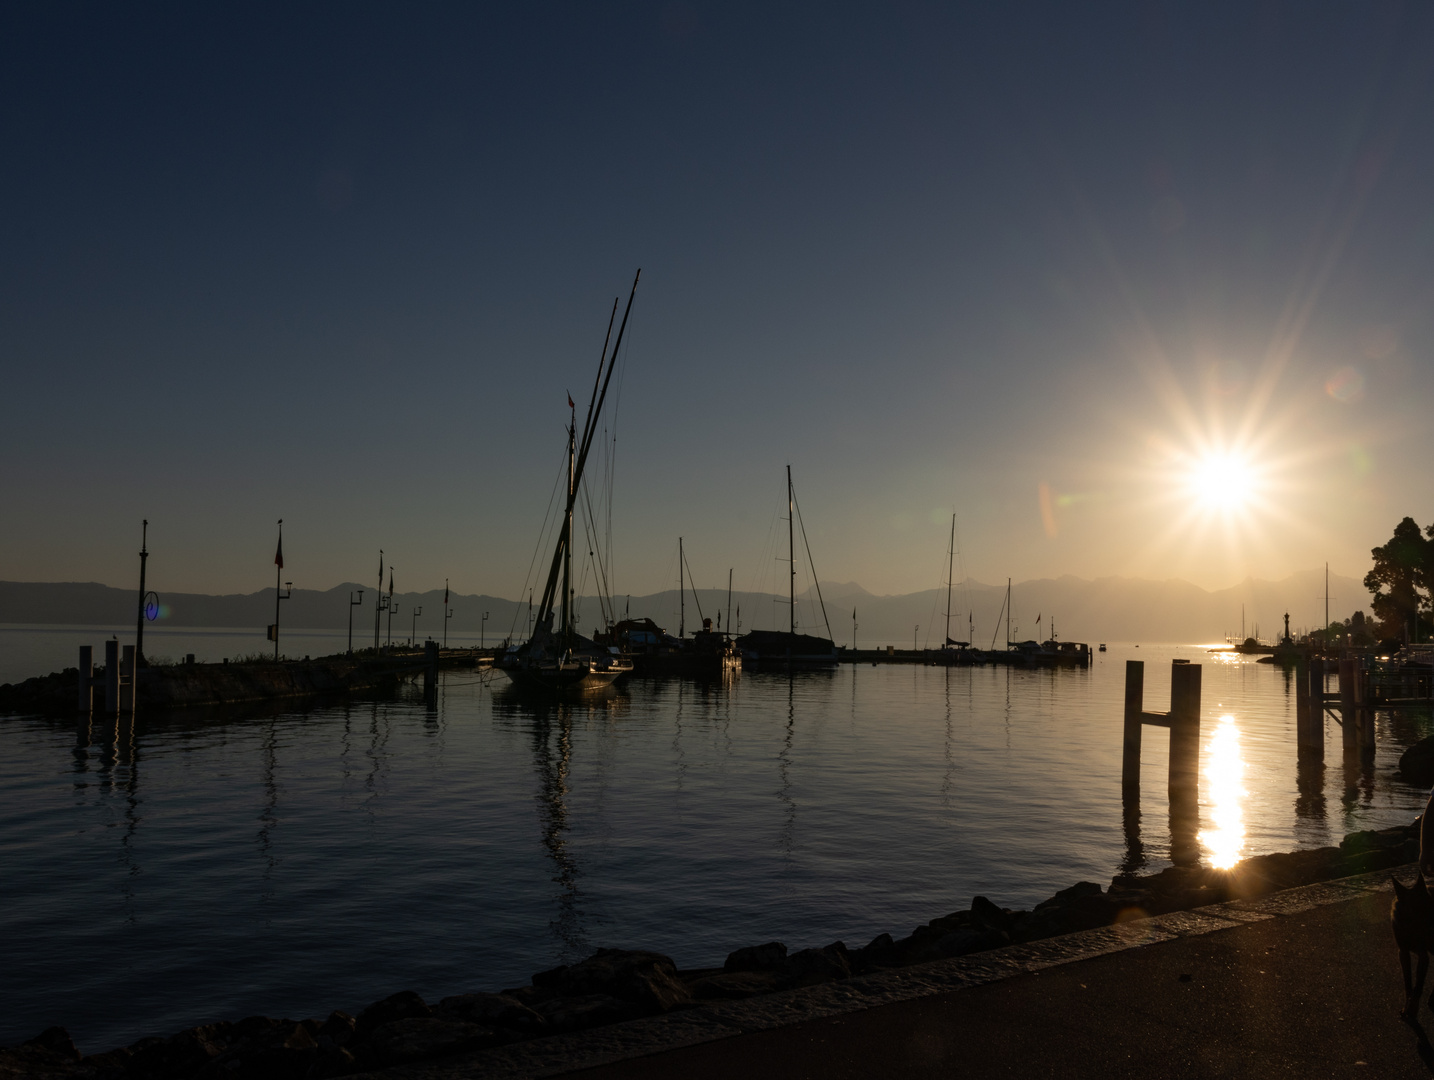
[443,577,452,650]
[348,590,364,655]
[481,610,490,650]
[410,605,423,647]
[270,520,290,661]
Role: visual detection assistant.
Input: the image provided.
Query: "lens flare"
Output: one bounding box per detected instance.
[1199,715,1246,869]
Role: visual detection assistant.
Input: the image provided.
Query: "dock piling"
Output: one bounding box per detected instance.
[104,640,120,715]
[78,645,93,713]
[1297,658,1324,756]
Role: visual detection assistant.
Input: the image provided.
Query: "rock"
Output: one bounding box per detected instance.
[365,1017,500,1066]
[970,895,1014,933]
[1401,737,1434,786]
[317,1011,357,1048]
[1033,881,1102,912]
[723,941,788,974]
[537,993,645,1032]
[685,971,781,1001]
[0,1027,85,1080]
[356,991,433,1032]
[781,944,851,987]
[24,1028,81,1062]
[125,1022,231,1078]
[550,949,692,1012]
[849,932,899,972]
[197,1018,316,1080]
[436,992,545,1034]
[308,1045,359,1078]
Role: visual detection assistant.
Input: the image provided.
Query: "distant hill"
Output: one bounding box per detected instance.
[0,570,1369,646]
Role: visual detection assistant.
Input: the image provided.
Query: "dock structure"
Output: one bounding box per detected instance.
[1121,659,1201,865]
[1292,649,1433,758]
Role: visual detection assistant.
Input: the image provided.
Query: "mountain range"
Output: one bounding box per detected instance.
[0,569,1368,646]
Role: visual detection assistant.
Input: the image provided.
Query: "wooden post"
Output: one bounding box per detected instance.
[78,645,93,714]
[1331,657,1353,750]
[1168,662,1202,800]
[1122,660,1144,791]
[104,639,120,715]
[1295,657,1311,744]
[121,644,136,715]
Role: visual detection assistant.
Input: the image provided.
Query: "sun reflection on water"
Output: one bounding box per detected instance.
[1199,715,1247,869]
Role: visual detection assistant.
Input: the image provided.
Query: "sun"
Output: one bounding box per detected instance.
[1185,451,1257,514]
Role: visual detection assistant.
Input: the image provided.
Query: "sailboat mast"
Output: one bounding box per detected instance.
[787,465,796,638]
[945,513,955,647]
[679,537,685,638]
[727,569,733,638]
[561,411,575,643]
[1006,578,1011,650]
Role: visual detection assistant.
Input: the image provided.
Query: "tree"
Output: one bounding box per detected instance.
[1365,517,1432,640]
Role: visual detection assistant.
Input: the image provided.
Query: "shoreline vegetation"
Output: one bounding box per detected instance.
[2,819,1421,1079]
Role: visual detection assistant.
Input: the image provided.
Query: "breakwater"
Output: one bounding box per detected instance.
[0,649,491,718]
[2,820,1419,1079]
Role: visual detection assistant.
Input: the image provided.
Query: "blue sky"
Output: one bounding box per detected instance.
[4,2,1433,601]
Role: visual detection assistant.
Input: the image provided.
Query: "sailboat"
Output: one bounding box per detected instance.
[501,273,640,692]
[938,513,973,665]
[735,467,838,668]
[609,540,741,676]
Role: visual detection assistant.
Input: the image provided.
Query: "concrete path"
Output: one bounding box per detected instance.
[382,868,1434,1080]
[562,888,1428,1079]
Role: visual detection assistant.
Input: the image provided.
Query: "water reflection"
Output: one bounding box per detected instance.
[1199,715,1246,869]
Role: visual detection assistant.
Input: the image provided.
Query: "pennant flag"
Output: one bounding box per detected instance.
[378,551,383,582]
[274,535,284,569]
[567,392,575,409]
[444,584,449,605]
[1036,613,1041,624]
[388,569,394,597]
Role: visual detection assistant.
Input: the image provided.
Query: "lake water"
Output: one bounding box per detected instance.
[1,638,1430,1053]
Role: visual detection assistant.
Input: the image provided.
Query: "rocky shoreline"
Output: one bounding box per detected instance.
[1,819,1421,1080]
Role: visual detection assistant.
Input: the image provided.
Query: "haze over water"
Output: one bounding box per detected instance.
[1,644,1427,1052]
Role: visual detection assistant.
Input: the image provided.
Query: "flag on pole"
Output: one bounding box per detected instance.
[388,569,394,597]
[378,552,383,582]
[1036,613,1041,624]
[567,392,575,409]
[444,583,449,606]
[275,535,284,569]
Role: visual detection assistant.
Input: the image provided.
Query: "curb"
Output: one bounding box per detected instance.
[368,863,1409,1079]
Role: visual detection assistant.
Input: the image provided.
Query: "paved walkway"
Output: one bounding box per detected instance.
[385,869,1434,1079]
[563,889,1427,1079]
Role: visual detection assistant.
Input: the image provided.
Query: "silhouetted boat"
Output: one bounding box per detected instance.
[502,274,639,692]
[736,467,837,668]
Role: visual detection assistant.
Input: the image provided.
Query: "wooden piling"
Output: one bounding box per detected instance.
[121,644,135,714]
[104,639,120,715]
[1122,660,1144,790]
[1295,658,1312,750]
[78,645,93,714]
[1168,662,1202,800]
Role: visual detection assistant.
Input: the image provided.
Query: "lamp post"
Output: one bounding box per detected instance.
[271,520,290,661]
[385,567,395,650]
[374,550,384,651]
[482,610,490,650]
[410,605,422,646]
[348,590,364,655]
[135,519,149,662]
[443,578,452,649]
